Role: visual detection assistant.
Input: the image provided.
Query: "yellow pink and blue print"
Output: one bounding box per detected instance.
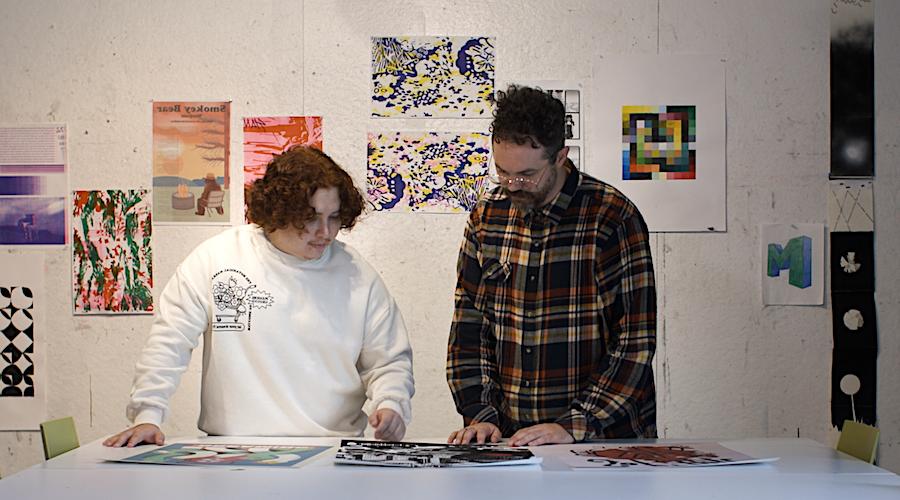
[622,105,696,180]
[372,36,494,118]
[367,132,490,212]
[118,443,330,467]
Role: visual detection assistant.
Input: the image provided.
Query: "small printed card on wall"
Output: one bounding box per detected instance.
[760,224,824,305]
[72,189,154,314]
[830,231,874,292]
[831,348,877,427]
[831,292,877,351]
[828,180,873,232]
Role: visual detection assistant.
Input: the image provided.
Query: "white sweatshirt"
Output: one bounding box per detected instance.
[126,224,414,437]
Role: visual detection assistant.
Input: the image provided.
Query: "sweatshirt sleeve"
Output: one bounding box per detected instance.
[126,252,211,427]
[356,277,415,425]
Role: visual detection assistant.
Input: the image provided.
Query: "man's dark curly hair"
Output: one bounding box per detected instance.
[491,85,566,160]
[246,146,364,233]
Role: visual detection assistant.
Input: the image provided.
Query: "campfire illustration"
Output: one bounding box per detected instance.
[172,183,195,210]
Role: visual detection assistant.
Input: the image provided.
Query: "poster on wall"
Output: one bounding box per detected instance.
[760,223,824,305]
[589,55,726,232]
[152,102,230,224]
[509,81,584,170]
[828,180,873,232]
[0,253,46,430]
[371,36,494,118]
[243,116,323,221]
[72,189,153,315]
[0,124,68,247]
[367,131,491,213]
[830,0,874,178]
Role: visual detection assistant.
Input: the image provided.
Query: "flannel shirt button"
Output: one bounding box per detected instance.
[532,240,542,249]
[525,347,532,354]
[524,380,531,387]
[528,274,536,282]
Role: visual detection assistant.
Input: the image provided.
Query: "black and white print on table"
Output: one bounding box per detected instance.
[0,286,34,397]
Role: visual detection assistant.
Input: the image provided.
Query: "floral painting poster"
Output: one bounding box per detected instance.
[153,102,230,224]
[372,36,494,118]
[72,189,153,314]
[367,132,490,213]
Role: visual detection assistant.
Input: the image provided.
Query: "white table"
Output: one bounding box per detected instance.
[1,436,898,499]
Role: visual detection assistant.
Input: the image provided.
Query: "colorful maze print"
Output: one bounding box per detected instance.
[367,132,490,213]
[622,105,696,180]
[1,286,34,397]
[372,36,494,118]
[72,190,153,313]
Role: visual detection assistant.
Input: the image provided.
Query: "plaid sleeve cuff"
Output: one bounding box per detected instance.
[462,404,501,428]
[555,409,595,442]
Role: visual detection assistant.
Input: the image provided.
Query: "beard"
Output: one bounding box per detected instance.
[503,165,559,210]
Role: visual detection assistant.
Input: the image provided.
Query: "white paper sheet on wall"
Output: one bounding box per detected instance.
[0,253,47,430]
[588,55,726,232]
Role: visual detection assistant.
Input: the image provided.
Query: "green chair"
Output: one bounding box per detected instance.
[40,417,80,460]
[836,419,879,464]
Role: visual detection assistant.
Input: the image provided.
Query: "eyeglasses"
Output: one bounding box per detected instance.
[487,165,550,188]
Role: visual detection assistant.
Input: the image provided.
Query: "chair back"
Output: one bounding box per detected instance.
[206,190,225,207]
[40,416,80,460]
[836,419,879,464]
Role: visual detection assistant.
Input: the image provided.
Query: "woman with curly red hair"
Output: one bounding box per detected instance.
[105,146,414,447]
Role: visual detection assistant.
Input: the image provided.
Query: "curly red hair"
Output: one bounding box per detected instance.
[246,146,364,233]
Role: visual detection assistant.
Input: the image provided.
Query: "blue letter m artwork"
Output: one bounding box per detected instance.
[767,236,812,289]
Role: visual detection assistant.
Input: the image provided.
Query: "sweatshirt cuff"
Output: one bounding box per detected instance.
[133,407,164,428]
[375,399,410,425]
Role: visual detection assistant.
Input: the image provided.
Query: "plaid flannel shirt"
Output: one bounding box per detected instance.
[447,164,657,441]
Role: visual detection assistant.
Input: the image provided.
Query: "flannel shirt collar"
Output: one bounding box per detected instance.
[525,161,579,227]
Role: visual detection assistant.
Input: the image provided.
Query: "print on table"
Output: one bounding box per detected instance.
[0,286,34,397]
[622,105,696,180]
[372,36,494,118]
[367,132,490,213]
[116,443,330,467]
[72,190,153,314]
[562,442,777,469]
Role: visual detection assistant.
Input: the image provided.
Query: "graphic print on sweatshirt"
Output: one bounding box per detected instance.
[211,269,274,333]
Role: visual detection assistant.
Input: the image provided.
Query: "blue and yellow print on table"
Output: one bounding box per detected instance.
[367,132,490,212]
[372,36,494,118]
[622,105,696,180]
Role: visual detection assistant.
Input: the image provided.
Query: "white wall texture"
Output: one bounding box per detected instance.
[0,0,897,477]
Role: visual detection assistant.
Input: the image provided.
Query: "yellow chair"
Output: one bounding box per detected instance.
[836,419,879,464]
[40,417,80,460]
